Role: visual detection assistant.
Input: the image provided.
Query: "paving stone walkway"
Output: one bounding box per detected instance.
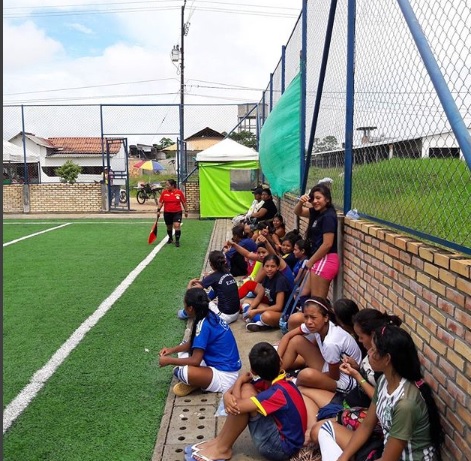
[152,219,283,461]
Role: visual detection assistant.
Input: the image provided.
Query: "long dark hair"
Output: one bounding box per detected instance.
[184,288,214,353]
[305,183,335,244]
[333,298,359,332]
[209,250,229,273]
[373,325,444,459]
[353,308,402,335]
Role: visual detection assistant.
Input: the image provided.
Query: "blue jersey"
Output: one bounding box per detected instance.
[201,271,240,315]
[280,266,295,290]
[307,206,338,255]
[192,314,241,372]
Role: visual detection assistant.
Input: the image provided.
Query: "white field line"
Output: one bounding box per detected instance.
[4,221,156,225]
[3,235,168,433]
[3,223,72,247]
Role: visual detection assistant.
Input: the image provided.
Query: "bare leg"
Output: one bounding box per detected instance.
[187,366,214,389]
[298,386,335,410]
[297,368,337,392]
[310,273,331,298]
[302,393,319,445]
[195,383,257,460]
[311,420,354,449]
[287,311,305,331]
[280,336,324,372]
[261,310,282,327]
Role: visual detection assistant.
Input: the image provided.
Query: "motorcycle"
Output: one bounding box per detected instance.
[135,182,161,204]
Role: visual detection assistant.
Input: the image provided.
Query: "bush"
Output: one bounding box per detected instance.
[56,161,82,184]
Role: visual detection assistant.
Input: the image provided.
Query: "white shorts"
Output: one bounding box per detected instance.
[205,368,239,393]
[176,351,239,393]
[209,301,239,325]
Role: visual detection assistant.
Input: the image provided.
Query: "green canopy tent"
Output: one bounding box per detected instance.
[196,138,259,218]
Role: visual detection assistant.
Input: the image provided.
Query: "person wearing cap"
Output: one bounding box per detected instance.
[231,186,264,226]
[250,188,278,223]
[245,187,265,221]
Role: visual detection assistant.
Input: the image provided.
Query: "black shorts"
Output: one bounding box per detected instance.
[163,211,182,226]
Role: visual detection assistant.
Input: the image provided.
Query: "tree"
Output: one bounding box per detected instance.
[225,130,257,149]
[56,160,82,184]
[313,135,339,152]
[153,137,175,150]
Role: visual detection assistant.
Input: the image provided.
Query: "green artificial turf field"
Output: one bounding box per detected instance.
[3,218,214,461]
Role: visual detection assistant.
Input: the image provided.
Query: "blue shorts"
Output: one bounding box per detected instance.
[248,413,292,461]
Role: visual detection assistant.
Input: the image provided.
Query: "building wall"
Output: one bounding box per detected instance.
[3,182,200,214]
[279,194,470,460]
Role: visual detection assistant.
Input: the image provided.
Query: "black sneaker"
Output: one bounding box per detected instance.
[175,241,180,247]
[246,321,272,332]
[167,239,174,244]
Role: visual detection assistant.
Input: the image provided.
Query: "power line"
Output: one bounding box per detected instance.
[3,78,179,96]
[3,78,264,97]
[4,1,298,19]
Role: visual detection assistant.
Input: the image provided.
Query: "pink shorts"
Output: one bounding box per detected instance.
[310,253,339,281]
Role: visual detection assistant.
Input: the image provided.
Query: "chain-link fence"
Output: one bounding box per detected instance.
[2,102,251,183]
[259,0,470,253]
[2,1,470,251]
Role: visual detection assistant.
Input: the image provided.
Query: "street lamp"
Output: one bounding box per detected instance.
[170,0,188,188]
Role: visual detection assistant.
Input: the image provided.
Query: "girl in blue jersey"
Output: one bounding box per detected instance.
[159,287,241,397]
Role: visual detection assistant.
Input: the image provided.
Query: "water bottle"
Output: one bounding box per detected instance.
[346,209,359,220]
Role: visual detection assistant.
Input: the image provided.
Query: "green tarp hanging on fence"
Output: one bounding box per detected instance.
[259,72,301,197]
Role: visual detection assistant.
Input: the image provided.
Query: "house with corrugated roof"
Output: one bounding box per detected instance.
[8,132,126,183]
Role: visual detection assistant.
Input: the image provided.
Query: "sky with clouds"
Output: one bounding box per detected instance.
[3,0,302,106]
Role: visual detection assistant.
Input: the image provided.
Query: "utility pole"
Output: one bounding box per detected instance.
[171,1,189,187]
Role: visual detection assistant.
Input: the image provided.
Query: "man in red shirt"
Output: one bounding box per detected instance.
[157,179,189,247]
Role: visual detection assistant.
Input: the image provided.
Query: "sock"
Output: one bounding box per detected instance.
[175,230,181,242]
[318,421,343,461]
[238,280,257,298]
[173,365,189,384]
[167,229,173,239]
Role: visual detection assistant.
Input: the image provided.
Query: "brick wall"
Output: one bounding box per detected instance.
[279,194,470,460]
[3,183,103,213]
[3,184,23,213]
[184,181,200,213]
[343,218,470,460]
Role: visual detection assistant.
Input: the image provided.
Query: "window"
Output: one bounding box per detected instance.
[229,169,259,191]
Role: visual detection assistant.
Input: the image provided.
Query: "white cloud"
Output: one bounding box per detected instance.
[67,22,94,35]
[3,20,65,71]
[3,1,301,105]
